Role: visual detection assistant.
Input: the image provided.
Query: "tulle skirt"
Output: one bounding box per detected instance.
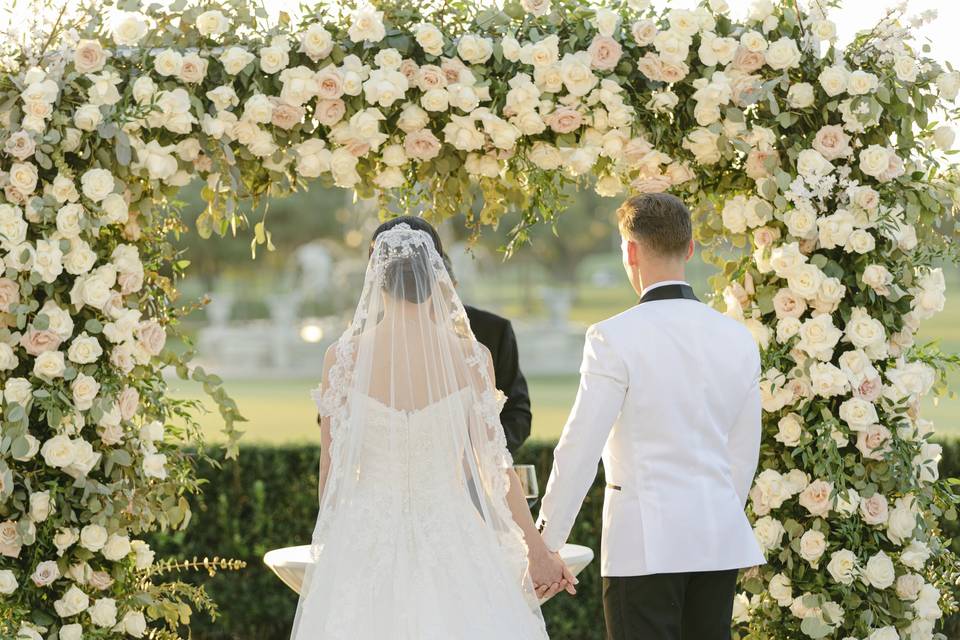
[290,483,549,640]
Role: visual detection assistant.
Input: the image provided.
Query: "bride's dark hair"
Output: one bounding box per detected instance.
[371,216,443,305]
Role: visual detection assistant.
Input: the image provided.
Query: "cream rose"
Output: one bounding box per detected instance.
[863,551,895,589]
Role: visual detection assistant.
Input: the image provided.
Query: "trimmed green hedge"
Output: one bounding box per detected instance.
[152,440,960,640]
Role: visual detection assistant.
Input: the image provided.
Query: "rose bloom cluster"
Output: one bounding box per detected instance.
[1,44,172,640]
[694,4,957,638]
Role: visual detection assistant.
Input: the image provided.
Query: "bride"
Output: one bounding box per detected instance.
[290,219,573,639]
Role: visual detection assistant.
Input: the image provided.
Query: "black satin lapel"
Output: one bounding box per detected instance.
[638,284,699,305]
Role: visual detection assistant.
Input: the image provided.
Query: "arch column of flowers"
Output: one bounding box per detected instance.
[0,0,959,638]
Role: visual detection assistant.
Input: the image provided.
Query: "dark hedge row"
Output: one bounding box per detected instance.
[151,440,960,640]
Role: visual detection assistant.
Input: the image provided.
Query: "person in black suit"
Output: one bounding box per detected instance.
[447,258,532,454]
[321,216,533,453]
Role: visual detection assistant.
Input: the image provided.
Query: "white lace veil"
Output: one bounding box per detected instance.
[289,223,543,636]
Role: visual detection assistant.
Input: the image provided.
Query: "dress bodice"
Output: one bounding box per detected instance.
[350,387,476,510]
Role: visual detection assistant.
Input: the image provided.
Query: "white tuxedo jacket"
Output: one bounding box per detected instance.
[537,284,765,577]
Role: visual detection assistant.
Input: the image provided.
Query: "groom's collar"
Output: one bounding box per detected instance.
[638,281,698,305]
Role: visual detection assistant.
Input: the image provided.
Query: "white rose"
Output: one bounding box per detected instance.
[153,49,182,76]
[89,597,118,628]
[34,351,66,379]
[838,397,878,429]
[300,25,333,61]
[768,573,792,607]
[196,9,229,37]
[132,540,155,569]
[9,162,38,194]
[894,55,918,82]
[798,530,827,566]
[593,7,620,37]
[219,46,255,75]
[936,71,960,101]
[901,540,931,571]
[29,491,52,522]
[54,585,90,617]
[827,549,859,585]
[859,145,892,178]
[765,37,801,70]
[0,569,17,594]
[80,168,114,202]
[797,314,841,360]
[818,65,849,97]
[129,77,156,107]
[122,610,148,637]
[933,125,955,151]
[862,551,895,589]
[887,499,918,546]
[457,34,493,64]
[754,516,785,551]
[4,377,32,405]
[55,622,79,640]
[112,13,147,45]
[80,524,108,552]
[683,128,721,164]
[142,452,168,479]
[179,52,208,84]
[73,104,102,132]
[797,148,833,177]
[787,83,814,109]
[259,45,289,74]
[74,39,107,73]
[848,70,878,95]
[102,533,131,561]
[775,413,803,447]
[348,5,386,44]
[413,23,444,56]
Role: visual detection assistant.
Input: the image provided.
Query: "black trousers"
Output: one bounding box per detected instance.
[603,570,739,640]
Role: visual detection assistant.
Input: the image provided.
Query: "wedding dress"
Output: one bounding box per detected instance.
[289,224,548,640]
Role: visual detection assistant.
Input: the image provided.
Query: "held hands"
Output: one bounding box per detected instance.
[527,543,577,600]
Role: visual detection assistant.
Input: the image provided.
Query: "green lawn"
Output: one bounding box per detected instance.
[170,276,960,445]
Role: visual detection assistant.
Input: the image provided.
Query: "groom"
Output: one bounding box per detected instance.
[536,194,765,639]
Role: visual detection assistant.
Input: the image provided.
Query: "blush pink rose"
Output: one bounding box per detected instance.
[271,101,304,130]
[416,65,447,91]
[118,386,140,421]
[135,320,166,356]
[316,99,346,126]
[813,125,851,161]
[403,128,442,161]
[21,329,62,356]
[0,278,20,312]
[547,107,583,134]
[631,174,672,194]
[745,148,778,180]
[732,47,765,73]
[399,59,419,83]
[588,35,623,71]
[345,139,371,158]
[855,376,883,402]
[315,70,344,100]
[637,53,663,81]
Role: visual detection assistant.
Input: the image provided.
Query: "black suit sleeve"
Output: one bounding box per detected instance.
[495,319,532,454]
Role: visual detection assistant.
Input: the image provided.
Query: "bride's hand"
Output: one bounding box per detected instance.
[528,546,577,599]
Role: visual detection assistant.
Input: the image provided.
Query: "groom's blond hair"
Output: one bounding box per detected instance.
[616,193,692,258]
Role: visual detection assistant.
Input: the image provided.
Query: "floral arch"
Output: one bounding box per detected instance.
[1,0,959,638]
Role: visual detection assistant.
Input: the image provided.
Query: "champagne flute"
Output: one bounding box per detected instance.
[513,464,540,509]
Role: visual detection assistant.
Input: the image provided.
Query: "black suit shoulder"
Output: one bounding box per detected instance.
[464,305,511,330]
